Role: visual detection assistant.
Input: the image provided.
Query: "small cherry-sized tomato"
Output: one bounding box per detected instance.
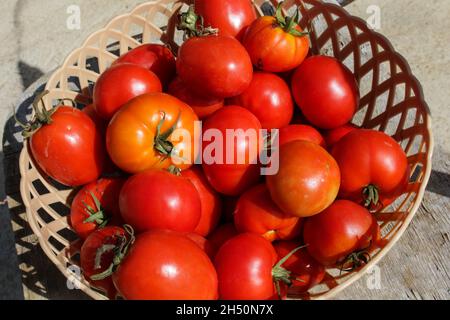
[80,226,126,299]
[177,7,253,99]
[324,123,358,148]
[202,106,263,196]
[70,178,125,240]
[113,44,176,88]
[291,56,359,129]
[267,140,340,218]
[228,72,294,130]
[113,229,218,300]
[278,125,326,148]
[331,129,409,209]
[242,4,309,72]
[93,63,162,120]
[234,184,303,242]
[107,93,199,174]
[195,0,257,40]
[274,241,325,293]
[119,169,201,233]
[303,200,380,267]
[22,92,105,187]
[182,166,223,237]
[168,77,224,120]
[208,223,238,255]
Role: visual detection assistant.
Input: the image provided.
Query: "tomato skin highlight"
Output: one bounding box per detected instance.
[113,229,218,300]
[177,35,253,99]
[70,178,125,240]
[267,140,341,218]
[93,63,162,120]
[291,56,359,129]
[113,44,176,88]
[303,200,380,266]
[195,0,257,40]
[228,72,294,130]
[234,184,303,242]
[30,106,105,187]
[119,170,201,233]
[278,124,326,148]
[214,233,278,300]
[182,166,223,237]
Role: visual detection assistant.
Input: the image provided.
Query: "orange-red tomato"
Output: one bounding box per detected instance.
[234,184,303,242]
[267,141,340,217]
[278,125,326,148]
[106,93,199,174]
[242,7,309,72]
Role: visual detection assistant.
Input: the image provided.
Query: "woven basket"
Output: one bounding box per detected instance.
[19,0,433,300]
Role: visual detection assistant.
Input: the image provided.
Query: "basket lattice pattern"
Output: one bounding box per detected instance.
[19,0,433,300]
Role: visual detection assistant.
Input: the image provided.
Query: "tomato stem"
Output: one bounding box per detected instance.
[274,2,309,37]
[177,5,218,39]
[339,246,372,274]
[154,111,181,158]
[83,192,109,228]
[362,184,380,208]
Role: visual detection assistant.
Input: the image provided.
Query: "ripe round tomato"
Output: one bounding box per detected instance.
[274,241,325,293]
[113,229,218,300]
[119,169,201,233]
[113,44,176,88]
[182,166,222,237]
[177,35,253,99]
[291,56,359,129]
[28,105,105,187]
[303,200,380,267]
[242,6,309,72]
[208,223,238,254]
[324,123,358,148]
[80,226,126,299]
[168,77,224,120]
[93,63,162,120]
[70,178,125,240]
[214,233,278,300]
[201,106,262,196]
[267,140,340,217]
[185,232,215,259]
[278,125,326,148]
[228,72,294,129]
[234,184,302,242]
[107,93,199,174]
[195,0,257,40]
[331,129,409,209]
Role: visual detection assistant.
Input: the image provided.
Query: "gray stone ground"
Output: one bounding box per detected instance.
[0,0,449,300]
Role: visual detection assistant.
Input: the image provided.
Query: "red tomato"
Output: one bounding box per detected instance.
[195,0,257,40]
[168,77,224,120]
[80,226,126,299]
[201,106,262,196]
[267,141,340,217]
[119,169,201,233]
[113,229,218,300]
[106,93,199,174]
[113,44,176,88]
[82,104,107,133]
[182,166,222,237]
[27,105,105,187]
[228,72,294,129]
[278,125,326,148]
[274,241,325,293]
[186,232,215,259]
[177,35,253,99]
[93,63,162,120]
[208,223,238,254]
[214,233,278,300]
[70,178,125,240]
[291,56,359,129]
[234,184,303,242]
[324,123,358,148]
[242,5,309,72]
[331,129,409,209]
[303,200,380,267]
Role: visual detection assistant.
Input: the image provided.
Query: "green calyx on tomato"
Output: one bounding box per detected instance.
[83,192,109,228]
[90,225,136,281]
[153,111,180,158]
[339,245,372,274]
[274,2,308,37]
[178,5,218,39]
[362,184,380,209]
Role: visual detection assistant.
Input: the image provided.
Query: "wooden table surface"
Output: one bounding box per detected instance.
[1,0,449,300]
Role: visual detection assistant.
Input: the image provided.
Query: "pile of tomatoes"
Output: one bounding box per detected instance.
[21,1,410,300]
